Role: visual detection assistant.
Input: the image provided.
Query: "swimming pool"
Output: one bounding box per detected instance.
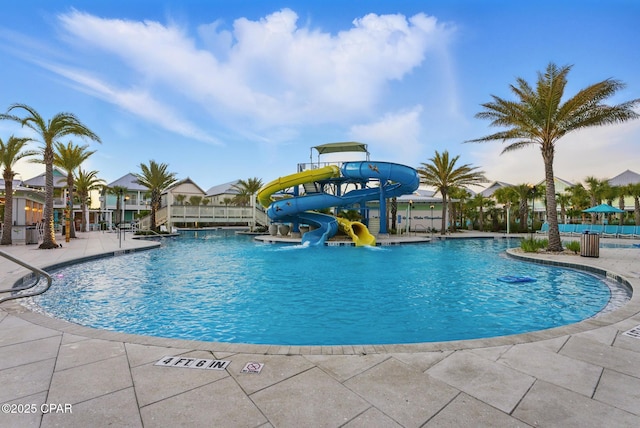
[29,230,617,346]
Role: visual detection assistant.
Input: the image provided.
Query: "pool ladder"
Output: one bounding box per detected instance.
[0,250,52,303]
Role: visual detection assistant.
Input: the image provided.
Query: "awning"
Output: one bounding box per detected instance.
[313,142,368,155]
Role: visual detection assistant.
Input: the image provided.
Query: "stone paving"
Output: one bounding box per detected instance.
[1,230,640,427]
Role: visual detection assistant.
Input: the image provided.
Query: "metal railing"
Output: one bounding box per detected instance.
[0,250,52,303]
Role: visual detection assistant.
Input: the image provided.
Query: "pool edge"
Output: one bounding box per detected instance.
[3,242,639,355]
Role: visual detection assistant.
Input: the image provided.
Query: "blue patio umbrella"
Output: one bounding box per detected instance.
[582,203,624,225]
[582,203,624,213]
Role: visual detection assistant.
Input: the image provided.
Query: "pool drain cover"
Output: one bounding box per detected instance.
[622,325,640,339]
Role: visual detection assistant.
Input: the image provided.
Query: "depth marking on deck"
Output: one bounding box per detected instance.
[241,362,264,374]
[154,356,231,370]
[622,325,640,339]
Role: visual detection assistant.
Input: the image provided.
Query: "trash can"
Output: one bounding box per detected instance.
[25,226,38,244]
[580,231,600,258]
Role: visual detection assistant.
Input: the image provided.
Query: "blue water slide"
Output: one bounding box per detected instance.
[267,161,419,245]
[341,161,420,200]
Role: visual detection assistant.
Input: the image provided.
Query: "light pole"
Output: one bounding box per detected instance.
[403,200,414,234]
[430,205,434,234]
[505,202,511,235]
[528,185,536,237]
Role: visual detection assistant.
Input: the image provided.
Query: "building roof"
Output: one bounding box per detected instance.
[608,169,640,186]
[163,177,206,195]
[396,188,437,202]
[0,180,44,201]
[22,167,68,189]
[205,180,240,196]
[107,173,150,191]
[0,179,23,190]
[536,177,575,193]
[479,181,513,198]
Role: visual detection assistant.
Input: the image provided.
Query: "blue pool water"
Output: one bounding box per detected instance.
[31,230,614,346]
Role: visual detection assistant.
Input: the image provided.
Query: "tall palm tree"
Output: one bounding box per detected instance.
[75,168,104,232]
[417,150,487,235]
[467,63,640,251]
[134,160,177,232]
[0,136,37,245]
[52,141,95,238]
[1,104,101,249]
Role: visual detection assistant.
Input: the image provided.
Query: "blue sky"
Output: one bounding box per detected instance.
[1,0,639,190]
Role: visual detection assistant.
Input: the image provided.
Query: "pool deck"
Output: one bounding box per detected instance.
[1,230,640,427]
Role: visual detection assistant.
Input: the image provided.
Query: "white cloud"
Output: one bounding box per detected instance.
[52,8,452,141]
[469,118,640,186]
[348,106,424,162]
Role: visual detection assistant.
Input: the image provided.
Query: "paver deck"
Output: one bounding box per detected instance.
[1,230,639,427]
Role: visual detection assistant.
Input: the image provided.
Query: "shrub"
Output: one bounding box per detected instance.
[520,237,548,252]
[564,240,580,254]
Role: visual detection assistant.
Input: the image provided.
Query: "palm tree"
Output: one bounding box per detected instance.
[189,195,203,206]
[75,168,104,232]
[567,183,590,223]
[555,192,571,224]
[0,136,37,245]
[449,187,470,232]
[626,183,640,225]
[108,185,128,226]
[417,150,487,235]
[1,104,101,249]
[609,185,627,226]
[52,141,95,238]
[390,197,398,231]
[470,193,492,231]
[467,63,640,251]
[493,186,519,232]
[232,177,263,207]
[512,183,535,232]
[584,176,608,224]
[134,160,177,232]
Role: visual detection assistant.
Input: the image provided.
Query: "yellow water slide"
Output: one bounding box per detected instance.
[258,164,377,246]
[336,217,376,247]
[257,165,340,208]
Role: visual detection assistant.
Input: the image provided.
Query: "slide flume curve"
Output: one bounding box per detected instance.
[258,161,419,246]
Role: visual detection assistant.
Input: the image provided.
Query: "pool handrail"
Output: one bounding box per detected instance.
[0,249,52,303]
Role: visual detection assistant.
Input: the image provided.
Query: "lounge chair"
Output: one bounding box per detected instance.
[602,225,620,238]
[570,224,586,236]
[536,223,549,234]
[617,225,635,238]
